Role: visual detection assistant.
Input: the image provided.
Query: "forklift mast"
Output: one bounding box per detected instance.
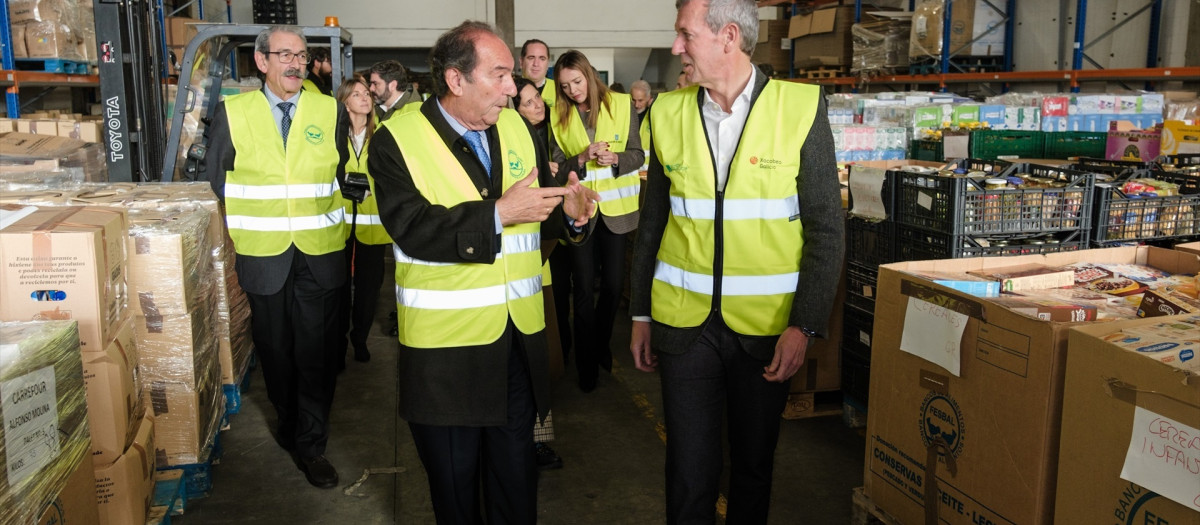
[162,24,354,181]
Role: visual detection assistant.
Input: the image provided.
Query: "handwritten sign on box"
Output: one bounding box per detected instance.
[1120,406,1200,510]
[900,297,968,376]
[848,165,888,220]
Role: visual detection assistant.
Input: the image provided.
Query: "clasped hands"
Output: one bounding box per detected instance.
[586,141,618,168]
[496,168,600,227]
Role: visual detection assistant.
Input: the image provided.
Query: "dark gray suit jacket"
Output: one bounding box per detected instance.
[199,90,352,296]
[368,97,578,426]
[629,73,845,360]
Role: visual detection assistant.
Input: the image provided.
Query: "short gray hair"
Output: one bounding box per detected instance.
[675,0,758,55]
[255,26,306,55]
[630,79,651,96]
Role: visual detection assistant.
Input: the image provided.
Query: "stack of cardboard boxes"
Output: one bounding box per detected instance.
[1,112,103,143]
[0,205,156,525]
[0,132,107,182]
[6,0,95,63]
[861,245,1200,524]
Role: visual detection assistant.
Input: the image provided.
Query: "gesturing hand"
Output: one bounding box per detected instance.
[562,171,600,226]
[496,168,569,226]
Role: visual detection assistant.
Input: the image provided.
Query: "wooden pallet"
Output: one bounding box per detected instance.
[781,390,843,420]
[799,66,847,79]
[14,57,91,74]
[851,487,903,525]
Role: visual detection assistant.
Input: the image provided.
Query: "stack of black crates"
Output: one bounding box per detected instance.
[253,0,297,25]
[842,159,1098,418]
[1078,155,1200,247]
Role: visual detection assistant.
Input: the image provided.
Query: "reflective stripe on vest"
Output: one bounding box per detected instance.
[344,142,393,245]
[551,91,640,217]
[224,90,347,256]
[383,108,544,348]
[648,81,818,336]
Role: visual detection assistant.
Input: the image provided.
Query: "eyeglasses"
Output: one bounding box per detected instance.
[266,50,310,64]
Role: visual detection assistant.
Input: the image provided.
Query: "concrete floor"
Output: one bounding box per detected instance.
[175,272,867,524]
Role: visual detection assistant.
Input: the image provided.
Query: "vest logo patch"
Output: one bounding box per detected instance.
[304,125,325,145]
[664,162,688,174]
[507,150,525,179]
[752,156,782,169]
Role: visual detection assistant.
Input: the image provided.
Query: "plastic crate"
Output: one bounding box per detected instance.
[970,130,1045,160]
[846,262,879,313]
[846,216,896,267]
[841,303,874,362]
[896,225,1089,260]
[841,350,871,406]
[1043,132,1107,159]
[1091,174,1200,245]
[896,162,1093,236]
[910,139,943,162]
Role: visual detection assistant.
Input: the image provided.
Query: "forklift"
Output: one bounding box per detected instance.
[161,24,354,181]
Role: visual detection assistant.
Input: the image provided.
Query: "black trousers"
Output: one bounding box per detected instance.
[548,246,572,361]
[658,318,790,525]
[554,219,627,384]
[338,238,388,353]
[408,331,538,525]
[244,253,340,458]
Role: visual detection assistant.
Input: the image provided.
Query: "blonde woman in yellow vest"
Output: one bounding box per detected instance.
[548,50,644,393]
[334,74,388,366]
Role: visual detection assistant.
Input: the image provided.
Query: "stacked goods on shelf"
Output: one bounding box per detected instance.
[125,205,224,467]
[0,320,100,525]
[831,125,908,162]
[894,159,1093,260]
[1080,157,1200,246]
[788,4,854,71]
[1105,120,1161,161]
[6,0,91,62]
[2,111,103,142]
[164,16,202,76]
[751,19,789,76]
[850,10,910,75]
[863,245,1199,525]
[908,0,1005,62]
[1056,315,1199,523]
[0,132,107,182]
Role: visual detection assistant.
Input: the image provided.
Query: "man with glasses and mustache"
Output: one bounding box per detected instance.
[199,25,353,489]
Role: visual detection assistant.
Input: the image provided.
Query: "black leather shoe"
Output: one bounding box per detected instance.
[294,454,339,489]
[354,346,371,362]
[535,443,563,471]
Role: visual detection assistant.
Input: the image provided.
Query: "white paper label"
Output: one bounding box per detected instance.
[1120,406,1200,511]
[900,297,968,376]
[917,191,934,211]
[848,166,888,220]
[2,366,59,487]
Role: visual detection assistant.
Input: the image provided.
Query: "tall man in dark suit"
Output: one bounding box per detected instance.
[200,25,351,489]
[368,21,598,524]
[629,0,845,522]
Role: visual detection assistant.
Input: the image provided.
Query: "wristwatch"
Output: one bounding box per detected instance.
[799,327,819,338]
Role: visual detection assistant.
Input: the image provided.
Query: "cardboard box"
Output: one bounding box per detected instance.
[790,261,845,393]
[1106,120,1162,162]
[165,16,201,47]
[83,315,143,465]
[789,5,854,68]
[23,20,74,59]
[8,0,69,24]
[751,20,791,74]
[863,246,1200,525]
[0,205,128,351]
[57,121,101,143]
[145,372,222,467]
[11,21,28,58]
[1177,241,1200,256]
[126,207,213,316]
[1054,317,1200,523]
[94,414,155,525]
[1161,120,1200,155]
[36,453,101,525]
[17,118,60,135]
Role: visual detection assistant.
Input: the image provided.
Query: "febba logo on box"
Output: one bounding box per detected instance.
[920,392,966,459]
[1111,481,1178,525]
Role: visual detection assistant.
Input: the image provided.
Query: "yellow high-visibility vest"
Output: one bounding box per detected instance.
[382,108,545,347]
[224,90,347,256]
[551,91,640,216]
[344,141,392,245]
[648,80,818,336]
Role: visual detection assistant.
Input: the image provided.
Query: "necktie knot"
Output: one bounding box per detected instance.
[278,102,294,147]
[463,130,491,179]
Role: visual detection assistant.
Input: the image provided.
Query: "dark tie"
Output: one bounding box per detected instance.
[462,130,491,179]
[278,101,294,148]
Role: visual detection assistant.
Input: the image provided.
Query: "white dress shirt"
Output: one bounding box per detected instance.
[702,67,756,192]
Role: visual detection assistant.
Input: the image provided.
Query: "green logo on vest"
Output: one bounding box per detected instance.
[304,125,325,145]
[664,162,688,174]
[507,150,525,179]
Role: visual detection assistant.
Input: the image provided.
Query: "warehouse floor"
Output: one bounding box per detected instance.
[173,268,866,524]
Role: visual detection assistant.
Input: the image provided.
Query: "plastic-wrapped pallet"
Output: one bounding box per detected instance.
[0,320,100,525]
[0,133,108,182]
[850,14,910,74]
[124,206,223,467]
